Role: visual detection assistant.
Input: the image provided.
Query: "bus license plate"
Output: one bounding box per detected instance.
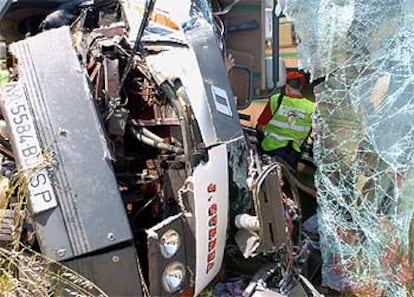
[1,83,57,214]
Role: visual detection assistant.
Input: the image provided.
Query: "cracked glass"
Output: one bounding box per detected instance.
[285,0,414,295]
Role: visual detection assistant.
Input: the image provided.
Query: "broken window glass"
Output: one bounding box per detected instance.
[285,0,414,295]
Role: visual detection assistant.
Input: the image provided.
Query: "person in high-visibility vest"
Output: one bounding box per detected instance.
[256,71,314,172]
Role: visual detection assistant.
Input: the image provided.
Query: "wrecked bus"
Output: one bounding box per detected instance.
[0,0,319,296]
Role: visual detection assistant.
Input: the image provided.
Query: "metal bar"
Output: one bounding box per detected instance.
[253,0,280,99]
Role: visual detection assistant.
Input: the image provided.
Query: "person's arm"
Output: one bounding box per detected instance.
[256,101,272,132]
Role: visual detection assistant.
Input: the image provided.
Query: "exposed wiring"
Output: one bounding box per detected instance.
[119,0,156,92]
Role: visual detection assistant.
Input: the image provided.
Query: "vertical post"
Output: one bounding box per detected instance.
[272,0,280,87]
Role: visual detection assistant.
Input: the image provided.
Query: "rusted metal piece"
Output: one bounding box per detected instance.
[140,78,158,105]
[254,167,288,253]
[103,58,120,98]
[90,62,104,102]
[92,24,126,38]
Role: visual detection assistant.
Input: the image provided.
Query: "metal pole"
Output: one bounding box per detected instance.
[272,0,279,88]
[253,0,280,99]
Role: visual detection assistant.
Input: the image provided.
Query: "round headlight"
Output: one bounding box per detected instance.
[162,262,186,293]
[160,229,181,259]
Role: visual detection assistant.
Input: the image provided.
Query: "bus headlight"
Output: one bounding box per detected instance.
[162,262,186,293]
[160,229,181,259]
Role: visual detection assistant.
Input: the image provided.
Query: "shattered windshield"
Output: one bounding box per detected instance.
[285,0,414,295]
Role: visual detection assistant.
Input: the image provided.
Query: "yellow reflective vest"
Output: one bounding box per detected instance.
[261,94,314,153]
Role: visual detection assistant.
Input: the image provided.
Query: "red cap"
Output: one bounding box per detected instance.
[286,71,305,87]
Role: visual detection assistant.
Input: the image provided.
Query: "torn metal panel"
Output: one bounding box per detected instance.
[145,31,244,147]
[285,0,414,295]
[185,21,244,143]
[6,26,133,260]
[128,1,243,145]
[145,47,218,147]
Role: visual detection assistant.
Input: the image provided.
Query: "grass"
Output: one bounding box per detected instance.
[0,246,108,296]
[0,128,108,296]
